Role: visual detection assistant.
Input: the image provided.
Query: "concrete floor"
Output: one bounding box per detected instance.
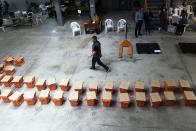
[1,18,196,131]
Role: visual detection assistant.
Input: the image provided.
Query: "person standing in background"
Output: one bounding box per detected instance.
[135,8,144,38]
[144,9,153,35]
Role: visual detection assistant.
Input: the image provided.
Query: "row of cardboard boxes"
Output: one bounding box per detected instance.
[0,88,196,108]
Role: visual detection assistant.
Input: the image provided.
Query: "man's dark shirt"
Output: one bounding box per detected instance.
[92,40,102,58]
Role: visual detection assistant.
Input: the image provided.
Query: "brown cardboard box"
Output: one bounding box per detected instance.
[52,90,64,106]
[24,90,37,105]
[119,80,129,93]
[3,56,14,65]
[1,75,13,87]
[69,91,79,107]
[89,81,98,94]
[134,81,145,92]
[0,63,4,72]
[39,90,50,104]
[86,91,97,106]
[9,92,24,106]
[135,92,146,107]
[11,76,23,88]
[59,79,70,91]
[179,80,192,92]
[164,80,177,91]
[47,77,57,90]
[150,92,162,108]
[151,80,161,92]
[0,74,5,86]
[74,81,83,95]
[15,56,24,67]
[163,91,176,106]
[3,65,15,75]
[183,91,196,106]
[102,91,112,107]
[120,93,131,108]
[24,76,35,88]
[35,79,46,91]
[104,81,114,92]
[0,89,13,103]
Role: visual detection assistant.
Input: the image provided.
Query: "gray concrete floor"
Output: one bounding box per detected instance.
[0,17,196,131]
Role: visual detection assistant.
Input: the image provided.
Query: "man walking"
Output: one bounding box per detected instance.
[135,8,144,38]
[90,36,110,72]
[144,9,153,35]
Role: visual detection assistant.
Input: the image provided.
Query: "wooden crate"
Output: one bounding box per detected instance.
[12,76,23,88]
[35,78,46,91]
[179,80,192,92]
[52,90,64,106]
[119,80,129,93]
[74,80,83,96]
[151,80,161,93]
[0,89,13,103]
[134,81,145,92]
[86,91,97,106]
[150,92,162,108]
[24,90,37,105]
[47,77,57,90]
[104,81,114,93]
[120,93,131,108]
[3,56,14,65]
[59,79,70,91]
[69,91,79,107]
[15,56,24,67]
[163,91,176,106]
[1,75,13,87]
[102,91,112,107]
[24,76,35,88]
[39,90,50,104]
[3,65,15,75]
[183,91,196,106]
[164,80,177,91]
[135,92,146,107]
[9,92,24,106]
[89,81,98,94]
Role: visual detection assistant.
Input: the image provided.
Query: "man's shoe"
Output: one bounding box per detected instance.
[90,67,96,70]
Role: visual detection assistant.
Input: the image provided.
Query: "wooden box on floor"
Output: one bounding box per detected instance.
[164,80,177,91]
[69,91,79,107]
[12,76,23,88]
[24,90,37,105]
[86,91,97,106]
[3,65,15,75]
[134,81,145,92]
[1,75,13,87]
[39,90,50,104]
[47,77,57,90]
[183,91,196,106]
[179,80,192,92]
[120,93,131,108]
[135,92,146,107]
[0,63,4,72]
[0,89,13,103]
[4,56,14,65]
[74,81,83,96]
[119,80,129,93]
[151,80,161,92]
[89,81,98,94]
[15,56,24,66]
[104,81,114,93]
[102,91,112,107]
[52,91,64,106]
[9,92,24,106]
[0,74,5,86]
[36,79,46,91]
[59,79,70,91]
[163,91,176,106]
[150,92,162,108]
[24,76,35,88]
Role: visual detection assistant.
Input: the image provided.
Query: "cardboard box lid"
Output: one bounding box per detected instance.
[0,89,12,97]
[151,80,160,87]
[1,75,12,82]
[136,92,146,101]
[89,81,98,90]
[102,91,112,100]
[184,91,196,100]
[165,80,176,87]
[15,56,24,61]
[104,81,113,90]
[150,92,161,102]
[135,81,144,89]
[39,90,50,98]
[179,80,191,88]
[4,65,15,71]
[86,91,96,100]
[75,80,83,90]
[12,76,23,83]
[119,80,129,90]
[47,77,56,85]
[24,90,36,99]
[69,91,79,100]
[164,91,176,100]
[59,79,69,86]
[53,90,64,99]
[4,56,14,62]
[9,92,23,101]
[120,93,130,102]
[36,79,46,86]
[24,76,35,83]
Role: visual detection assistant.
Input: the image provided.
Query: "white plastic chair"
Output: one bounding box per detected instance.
[117,19,126,32]
[70,22,81,36]
[105,19,114,33]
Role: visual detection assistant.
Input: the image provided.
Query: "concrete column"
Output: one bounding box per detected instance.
[53,0,64,26]
[89,0,96,18]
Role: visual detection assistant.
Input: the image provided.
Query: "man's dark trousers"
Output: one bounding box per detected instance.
[135,20,143,37]
[92,56,108,70]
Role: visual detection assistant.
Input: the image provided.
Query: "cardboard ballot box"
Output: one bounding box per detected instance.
[24,90,37,105]
[24,76,35,88]
[151,80,161,93]
[4,56,14,65]
[59,79,70,91]
[15,56,24,67]
[74,81,83,95]
[104,81,114,93]
[9,92,23,106]
[164,80,177,91]
[183,91,196,106]
[12,76,23,88]
[150,92,162,108]
[119,80,129,93]
[3,65,15,75]
[0,89,13,103]
[39,90,50,104]
[86,91,97,106]
[69,91,79,107]
[89,81,98,94]
[102,91,112,107]
[52,90,64,106]
[163,91,176,106]
[120,93,131,108]
[1,75,13,87]
[179,80,192,92]
[135,92,146,107]
[0,74,5,86]
[134,81,145,92]
[36,79,46,91]
[47,77,57,90]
